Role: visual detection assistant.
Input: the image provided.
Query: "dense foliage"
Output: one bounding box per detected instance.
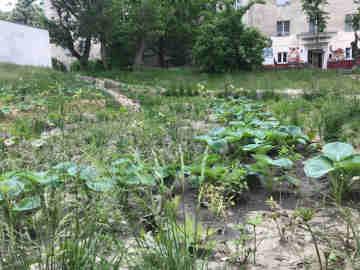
[44,0,111,68]
[10,0,43,27]
[352,7,360,62]
[301,0,329,33]
[36,0,266,71]
[193,1,266,72]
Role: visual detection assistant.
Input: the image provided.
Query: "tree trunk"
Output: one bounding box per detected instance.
[134,37,146,67]
[352,32,360,69]
[79,57,89,70]
[157,37,166,68]
[77,37,92,70]
[101,40,110,70]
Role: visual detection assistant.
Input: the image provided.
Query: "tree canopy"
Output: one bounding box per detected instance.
[11,0,267,71]
[301,0,329,33]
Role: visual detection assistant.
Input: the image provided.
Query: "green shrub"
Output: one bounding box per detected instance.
[70,59,105,72]
[193,4,267,73]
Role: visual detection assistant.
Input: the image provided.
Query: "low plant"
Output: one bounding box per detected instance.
[304,142,360,203]
[246,214,263,265]
[249,154,298,193]
[265,197,294,243]
[194,98,307,195]
[294,207,323,270]
[230,214,263,266]
[135,199,213,270]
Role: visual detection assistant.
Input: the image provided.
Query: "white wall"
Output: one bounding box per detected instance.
[0,20,52,67]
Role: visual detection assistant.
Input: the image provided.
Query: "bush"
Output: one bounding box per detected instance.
[193,4,267,73]
[70,59,105,72]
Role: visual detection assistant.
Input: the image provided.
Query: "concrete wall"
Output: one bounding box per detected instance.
[0,20,52,67]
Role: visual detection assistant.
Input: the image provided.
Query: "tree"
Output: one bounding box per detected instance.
[301,0,329,33]
[352,7,360,66]
[192,0,267,72]
[108,0,208,68]
[152,0,207,67]
[44,0,109,69]
[10,0,43,27]
[109,0,164,67]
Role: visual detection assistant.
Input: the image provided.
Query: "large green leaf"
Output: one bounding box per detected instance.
[53,162,78,176]
[242,143,273,154]
[323,142,354,162]
[33,172,60,186]
[16,171,59,186]
[194,135,213,144]
[208,138,228,152]
[254,155,293,169]
[279,125,308,140]
[209,127,226,136]
[266,130,288,141]
[122,174,156,186]
[112,158,131,166]
[242,143,261,152]
[249,129,266,140]
[285,176,301,187]
[79,166,98,181]
[13,196,41,212]
[338,154,360,172]
[269,158,294,169]
[304,156,334,178]
[0,178,25,198]
[85,178,114,192]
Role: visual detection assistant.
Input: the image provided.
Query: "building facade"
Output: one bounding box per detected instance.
[241,0,360,69]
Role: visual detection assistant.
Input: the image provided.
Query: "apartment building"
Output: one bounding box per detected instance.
[241,0,360,69]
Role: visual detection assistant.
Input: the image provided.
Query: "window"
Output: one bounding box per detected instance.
[345,47,352,59]
[277,52,288,64]
[345,14,354,32]
[277,21,290,36]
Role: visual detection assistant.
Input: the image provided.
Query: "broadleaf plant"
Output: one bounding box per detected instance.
[304,142,360,179]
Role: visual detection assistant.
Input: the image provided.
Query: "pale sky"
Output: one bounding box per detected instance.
[0,0,17,12]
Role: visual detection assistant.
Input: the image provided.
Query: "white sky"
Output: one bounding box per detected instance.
[0,0,17,12]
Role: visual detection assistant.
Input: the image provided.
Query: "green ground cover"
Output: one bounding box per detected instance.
[88,67,359,94]
[0,64,359,269]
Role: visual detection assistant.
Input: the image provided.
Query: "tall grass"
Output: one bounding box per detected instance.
[84,67,358,94]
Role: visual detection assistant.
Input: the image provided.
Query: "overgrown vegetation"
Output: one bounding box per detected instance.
[193,0,266,72]
[0,63,359,269]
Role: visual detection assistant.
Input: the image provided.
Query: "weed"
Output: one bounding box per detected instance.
[295,207,323,270]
